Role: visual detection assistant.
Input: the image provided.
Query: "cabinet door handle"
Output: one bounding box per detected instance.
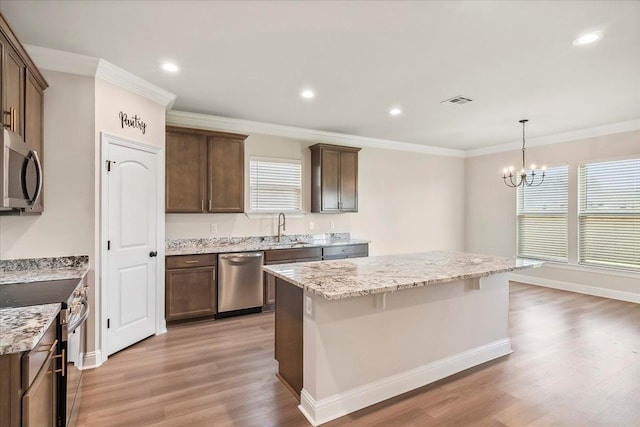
[3,110,11,130]
[184,260,200,264]
[209,199,212,211]
[11,108,16,132]
[201,200,204,211]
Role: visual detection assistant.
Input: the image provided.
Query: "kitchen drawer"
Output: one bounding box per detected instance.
[21,318,57,389]
[264,247,322,263]
[322,244,368,259]
[166,254,217,269]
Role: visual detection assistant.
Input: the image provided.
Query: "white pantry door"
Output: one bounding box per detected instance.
[105,141,158,356]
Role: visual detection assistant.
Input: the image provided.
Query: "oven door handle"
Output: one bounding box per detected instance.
[68,300,89,334]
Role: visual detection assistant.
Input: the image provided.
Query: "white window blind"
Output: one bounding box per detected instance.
[578,158,640,271]
[517,165,569,261]
[249,157,302,213]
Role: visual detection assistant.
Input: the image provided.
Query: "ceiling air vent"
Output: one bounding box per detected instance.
[441,95,473,105]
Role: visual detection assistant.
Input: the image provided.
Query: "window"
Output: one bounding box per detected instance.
[249,157,302,213]
[579,158,640,271]
[517,165,569,261]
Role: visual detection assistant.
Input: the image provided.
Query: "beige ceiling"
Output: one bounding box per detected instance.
[2,0,639,150]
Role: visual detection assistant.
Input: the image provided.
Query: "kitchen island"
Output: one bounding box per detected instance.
[263,251,542,426]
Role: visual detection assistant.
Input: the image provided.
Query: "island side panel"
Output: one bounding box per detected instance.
[301,273,511,425]
[274,276,303,399]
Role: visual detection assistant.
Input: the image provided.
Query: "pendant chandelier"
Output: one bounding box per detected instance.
[502,119,545,188]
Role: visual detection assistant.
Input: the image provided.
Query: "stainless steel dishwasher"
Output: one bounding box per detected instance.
[218,252,264,315]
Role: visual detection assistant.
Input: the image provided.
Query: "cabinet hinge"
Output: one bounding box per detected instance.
[107,240,111,250]
[107,318,110,329]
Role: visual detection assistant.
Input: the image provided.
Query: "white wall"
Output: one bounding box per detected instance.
[465,130,640,298]
[166,132,466,256]
[0,71,95,259]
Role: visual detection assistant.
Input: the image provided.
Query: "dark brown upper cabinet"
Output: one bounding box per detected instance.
[0,14,48,215]
[310,143,361,213]
[165,126,247,213]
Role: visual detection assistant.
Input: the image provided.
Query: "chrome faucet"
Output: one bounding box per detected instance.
[277,212,286,242]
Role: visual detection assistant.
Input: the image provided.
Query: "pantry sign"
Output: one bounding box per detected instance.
[119,111,147,134]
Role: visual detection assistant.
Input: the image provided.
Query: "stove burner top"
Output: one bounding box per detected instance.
[0,278,82,309]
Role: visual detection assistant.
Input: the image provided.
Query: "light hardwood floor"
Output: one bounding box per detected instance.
[77,283,640,426]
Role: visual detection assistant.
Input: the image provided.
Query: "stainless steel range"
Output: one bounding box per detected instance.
[0,277,89,427]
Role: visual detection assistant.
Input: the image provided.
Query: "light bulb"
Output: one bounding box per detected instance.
[502,168,508,174]
[530,163,536,170]
[542,165,547,171]
[573,32,602,46]
[509,166,514,172]
[301,89,315,99]
[161,62,179,73]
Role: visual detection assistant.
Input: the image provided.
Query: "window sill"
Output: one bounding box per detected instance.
[245,211,305,219]
[532,260,640,279]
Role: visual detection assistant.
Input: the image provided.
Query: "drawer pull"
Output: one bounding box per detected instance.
[52,349,66,377]
[184,260,200,264]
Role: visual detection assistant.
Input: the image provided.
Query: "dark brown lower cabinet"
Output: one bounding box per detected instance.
[274,277,303,398]
[322,243,369,260]
[263,247,323,310]
[0,316,59,427]
[165,255,217,321]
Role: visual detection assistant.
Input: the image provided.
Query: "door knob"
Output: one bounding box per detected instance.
[149,251,158,257]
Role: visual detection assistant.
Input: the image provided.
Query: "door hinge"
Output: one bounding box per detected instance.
[106,160,116,172]
[107,240,111,250]
[107,318,110,329]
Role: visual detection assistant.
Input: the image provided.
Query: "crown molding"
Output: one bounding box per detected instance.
[166,110,466,158]
[465,118,640,158]
[25,44,99,77]
[24,45,176,109]
[96,59,176,109]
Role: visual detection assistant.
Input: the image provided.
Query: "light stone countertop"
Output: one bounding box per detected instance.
[0,255,89,285]
[0,303,60,355]
[263,250,544,300]
[0,267,89,285]
[166,233,369,256]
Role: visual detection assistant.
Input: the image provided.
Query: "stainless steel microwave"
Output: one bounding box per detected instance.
[0,128,42,210]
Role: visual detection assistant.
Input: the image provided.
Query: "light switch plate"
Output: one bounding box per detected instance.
[309,221,314,230]
[210,224,218,233]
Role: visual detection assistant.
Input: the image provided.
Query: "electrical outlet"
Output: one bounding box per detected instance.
[305,296,313,315]
[330,221,335,230]
[309,221,314,230]
[210,223,218,233]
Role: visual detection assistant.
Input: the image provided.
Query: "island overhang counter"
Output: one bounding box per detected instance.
[263,251,543,426]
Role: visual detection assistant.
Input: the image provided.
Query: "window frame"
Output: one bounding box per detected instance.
[516,164,569,262]
[577,156,640,272]
[247,155,303,214]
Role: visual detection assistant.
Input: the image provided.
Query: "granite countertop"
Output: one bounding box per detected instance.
[166,233,369,256]
[0,303,60,355]
[263,250,544,300]
[0,255,89,285]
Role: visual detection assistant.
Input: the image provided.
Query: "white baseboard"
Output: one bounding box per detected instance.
[81,350,103,370]
[509,273,640,304]
[298,338,512,426]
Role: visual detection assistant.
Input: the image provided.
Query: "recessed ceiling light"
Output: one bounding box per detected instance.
[389,107,402,116]
[301,89,315,99]
[573,32,602,46]
[161,62,179,73]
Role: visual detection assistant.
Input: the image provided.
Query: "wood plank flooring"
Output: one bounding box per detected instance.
[76,283,640,426]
